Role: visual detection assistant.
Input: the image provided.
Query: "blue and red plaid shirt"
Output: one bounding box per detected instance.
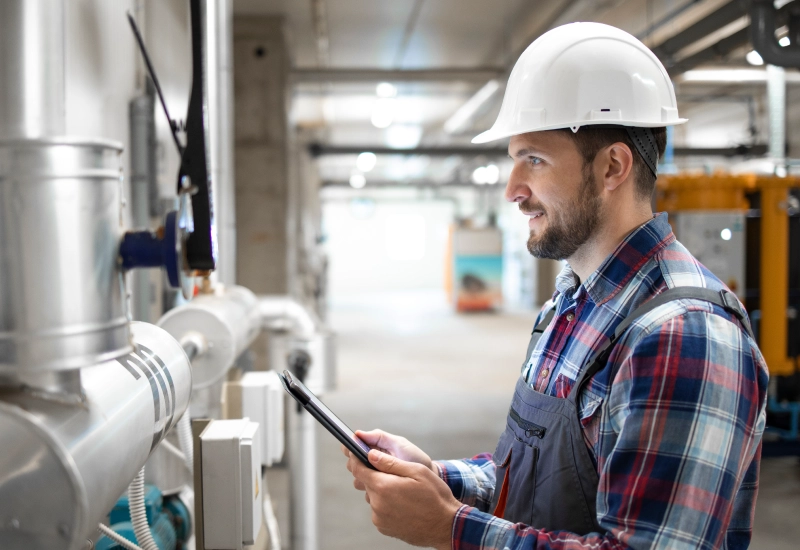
[435,213,768,550]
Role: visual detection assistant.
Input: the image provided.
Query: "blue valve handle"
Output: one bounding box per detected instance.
[120,211,181,288]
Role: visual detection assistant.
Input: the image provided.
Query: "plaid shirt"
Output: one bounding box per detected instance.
[436,214,768,550]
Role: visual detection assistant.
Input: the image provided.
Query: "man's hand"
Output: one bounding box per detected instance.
[348,448,461,549]
[342,429,439,491]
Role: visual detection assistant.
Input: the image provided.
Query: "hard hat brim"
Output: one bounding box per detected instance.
[471,118,688,144]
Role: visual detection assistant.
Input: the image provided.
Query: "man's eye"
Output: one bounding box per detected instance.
[529,157,543,165]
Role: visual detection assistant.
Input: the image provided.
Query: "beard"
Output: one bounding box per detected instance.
[524,167,602,260]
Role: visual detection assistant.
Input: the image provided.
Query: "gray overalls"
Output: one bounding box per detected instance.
[489,287,754,533]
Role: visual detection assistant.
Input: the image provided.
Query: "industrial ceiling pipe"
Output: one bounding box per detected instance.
[750,0,800,67]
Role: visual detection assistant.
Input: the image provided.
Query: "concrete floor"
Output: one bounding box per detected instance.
[317,290,800,550]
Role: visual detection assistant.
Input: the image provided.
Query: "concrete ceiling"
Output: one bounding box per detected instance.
[232,0,800,184]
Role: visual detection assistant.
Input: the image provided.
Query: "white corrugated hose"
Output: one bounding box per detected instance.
[128,467,160,550]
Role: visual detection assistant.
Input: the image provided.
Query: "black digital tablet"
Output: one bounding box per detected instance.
[279,370,376,470]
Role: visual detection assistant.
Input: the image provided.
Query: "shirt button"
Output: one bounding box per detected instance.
[566,313,575,322]
[540,368,549,377]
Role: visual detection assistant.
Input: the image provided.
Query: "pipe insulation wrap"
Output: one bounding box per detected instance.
[259,296,321,337]
[158,285,261,389]
[0,322,192,550]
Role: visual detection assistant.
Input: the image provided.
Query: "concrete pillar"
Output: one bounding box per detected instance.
[233,16,292,295]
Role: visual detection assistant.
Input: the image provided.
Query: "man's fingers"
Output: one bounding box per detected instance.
[367,449,423,478]
[355,429,386,449]
[364,491,371,504]
[341,444,351,458]
[353,478,366,491]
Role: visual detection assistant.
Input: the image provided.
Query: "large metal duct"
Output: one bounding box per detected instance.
[0,322,192,550]
[0,139,131,377]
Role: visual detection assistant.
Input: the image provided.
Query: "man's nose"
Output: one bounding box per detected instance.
[505,163,531,203]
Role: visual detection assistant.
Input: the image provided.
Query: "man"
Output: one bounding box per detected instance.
[343,22,768,550]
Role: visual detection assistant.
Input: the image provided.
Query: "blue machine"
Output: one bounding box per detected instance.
[96,485,191,550]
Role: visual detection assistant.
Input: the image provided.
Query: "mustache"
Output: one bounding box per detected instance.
[519,199,546,215]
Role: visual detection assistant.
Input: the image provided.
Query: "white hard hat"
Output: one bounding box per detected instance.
[472,22,686,144]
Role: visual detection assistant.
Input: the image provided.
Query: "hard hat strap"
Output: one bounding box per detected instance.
[624,127,659,178]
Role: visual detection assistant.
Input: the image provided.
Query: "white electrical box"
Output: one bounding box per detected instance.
[201,418,263,549]
[239,371,285,466]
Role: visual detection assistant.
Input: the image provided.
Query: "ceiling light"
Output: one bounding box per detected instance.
[444,80,501,134]
[385,125,423,149]
[376,82,397,98]
[746,50,764,66]
[356,152,377,172]
[472,166,488,185]
[720,228,732,241]
[780,36,791,47]
[484,164,500,184]
[349,173,366,189]
[371,98,395,128]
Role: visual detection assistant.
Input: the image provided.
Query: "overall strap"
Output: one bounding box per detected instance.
[520,305,557,377]
[533,306,557,336]
[569,287,753,402]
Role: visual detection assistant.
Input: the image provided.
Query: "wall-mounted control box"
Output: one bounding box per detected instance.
[201,418,262,548]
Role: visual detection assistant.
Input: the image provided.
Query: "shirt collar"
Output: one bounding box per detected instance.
[555,213,675,306]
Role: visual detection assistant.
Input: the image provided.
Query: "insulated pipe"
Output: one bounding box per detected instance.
[0,322,192,550]
[0,0,66,139]
[259,295,321,338]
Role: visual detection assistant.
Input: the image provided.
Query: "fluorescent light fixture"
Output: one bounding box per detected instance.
[780,36,791,47]
[679,68,800,83]
[376,82,397,98]
[356,152,377,172]
[720,228,732,241]
[349,173,366,189]
[371,98,395,128]
[746,50,764,66]
[444,79,501,134]
[385,125,423,149]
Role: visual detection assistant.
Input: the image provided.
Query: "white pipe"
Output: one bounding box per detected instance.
[262,474,282,550]
[258,296,321,337]
[128,468,160,550]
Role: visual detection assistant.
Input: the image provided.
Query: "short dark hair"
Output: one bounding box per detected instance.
[557,126,667,200]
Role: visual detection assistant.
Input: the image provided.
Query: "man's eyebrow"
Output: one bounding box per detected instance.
[509,147,541,159]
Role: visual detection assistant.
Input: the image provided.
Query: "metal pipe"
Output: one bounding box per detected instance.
[291,67,504,84]
[130,88,158,322]
[0,322,192,550]
[288,409,319,550]
[767,63,787,166]
[0,0,66,139]
[0,139,131,376]
[205,0,237,286]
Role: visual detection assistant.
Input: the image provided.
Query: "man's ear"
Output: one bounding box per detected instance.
[599,142,634,192]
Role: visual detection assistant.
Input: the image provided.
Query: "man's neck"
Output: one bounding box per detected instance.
[567,208,654,282]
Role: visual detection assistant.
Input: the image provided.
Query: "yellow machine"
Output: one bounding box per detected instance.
[658,173,800,450]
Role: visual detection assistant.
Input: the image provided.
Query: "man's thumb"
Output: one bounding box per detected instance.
[368,449,418,478]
